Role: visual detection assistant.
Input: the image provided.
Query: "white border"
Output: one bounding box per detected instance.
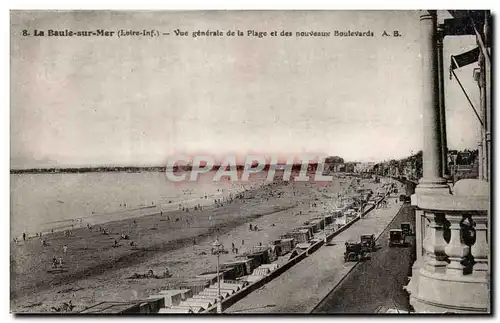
[3,2,498,323]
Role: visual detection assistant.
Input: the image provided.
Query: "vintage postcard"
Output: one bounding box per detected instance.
[10,10,491,314]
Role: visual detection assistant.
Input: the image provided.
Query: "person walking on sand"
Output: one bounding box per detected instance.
[23,232,26,241]
[63,245,68,254]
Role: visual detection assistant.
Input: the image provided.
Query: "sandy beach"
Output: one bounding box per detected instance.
[10,173,387,313]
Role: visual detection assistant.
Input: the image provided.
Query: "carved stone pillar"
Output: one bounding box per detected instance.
[471,215,488,278]
[443,214,468,274]
[422,212,448,273]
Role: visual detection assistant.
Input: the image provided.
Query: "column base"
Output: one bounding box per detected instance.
[408,267,489,313]
[415,177,451,195]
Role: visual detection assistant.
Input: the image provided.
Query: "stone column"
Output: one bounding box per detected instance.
[484,14,491,182]
[479,58,487,181]
[436,27,450,181]
[416,11,450,194]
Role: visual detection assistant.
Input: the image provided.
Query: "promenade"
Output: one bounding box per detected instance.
[312,204,415,313]
[225,192,403,314]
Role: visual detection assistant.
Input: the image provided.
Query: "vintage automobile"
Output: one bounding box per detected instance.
[400,222,413,236]
[360,234,376,252]
[344,241,365,262]
[389,229,406,247]
[399,194,407,202]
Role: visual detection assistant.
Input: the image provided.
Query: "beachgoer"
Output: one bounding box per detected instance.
[63,245,68,254]
[241,239,244,246]
[249,224,253,231]
[114,239,118,247]
[58,257,63,267]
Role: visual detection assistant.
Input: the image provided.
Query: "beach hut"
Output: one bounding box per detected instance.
[252,267,271,277]
[192,295,218,304]
[200,289,230,298]
[222,259,253,278]
[220,282,245,292]
[179,279,211,296]
[181,299,213,310]
[278,238,295,255]
[195,272,224,285]
[285,230,308,244]
[267,245,278,262]
[204,287,235,296]
[158,289,192,301]
[310,218,324,231]
[246,250,270,267]
[299,225,315,237]
[148,292,182,308]
[303,223,318,233]
[260,263,279,272]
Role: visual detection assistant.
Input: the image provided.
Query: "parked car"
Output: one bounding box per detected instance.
[344,242,365,262]
[360,234,376,252]
[389,229,406,247]
[401,222,413,236]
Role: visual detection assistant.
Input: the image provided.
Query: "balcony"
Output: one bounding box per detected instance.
[406,179,489,313]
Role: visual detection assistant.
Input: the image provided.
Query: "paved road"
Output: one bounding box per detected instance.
[225,187,405,313]
[312,203,416,313]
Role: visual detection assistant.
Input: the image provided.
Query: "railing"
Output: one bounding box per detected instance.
[407,189,489,313]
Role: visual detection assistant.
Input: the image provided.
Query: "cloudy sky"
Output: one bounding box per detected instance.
[10,10,480,168]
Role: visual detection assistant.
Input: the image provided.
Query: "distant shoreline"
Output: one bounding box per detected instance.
[10,163,323,174]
